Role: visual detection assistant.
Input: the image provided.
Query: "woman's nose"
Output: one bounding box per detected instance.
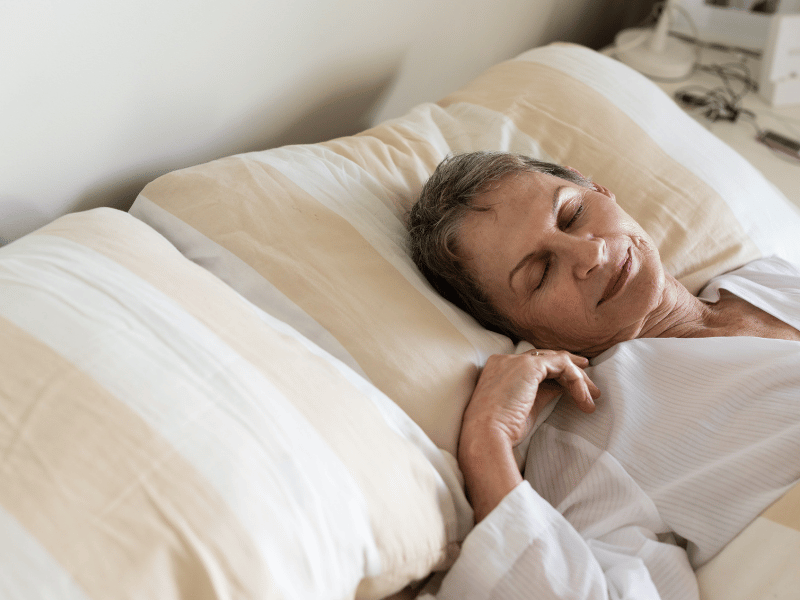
[569,236,606,279]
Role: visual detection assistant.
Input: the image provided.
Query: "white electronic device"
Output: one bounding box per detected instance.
[670,0,773,51]
[614,0,695,79]
[759,13,800,107]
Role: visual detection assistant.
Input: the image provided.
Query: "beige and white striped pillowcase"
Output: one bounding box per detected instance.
[130,44,800,462]
[131,148,515,458]
[0,208,471,600]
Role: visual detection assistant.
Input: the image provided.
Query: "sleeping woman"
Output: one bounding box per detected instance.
[408,151,800,599]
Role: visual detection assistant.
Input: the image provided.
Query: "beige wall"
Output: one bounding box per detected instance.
[0,0,634,244]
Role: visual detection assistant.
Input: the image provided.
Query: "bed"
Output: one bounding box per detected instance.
[1,43,799,599]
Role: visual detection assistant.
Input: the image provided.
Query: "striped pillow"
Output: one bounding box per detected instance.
[0,208,471,600]
[130,43,800,460]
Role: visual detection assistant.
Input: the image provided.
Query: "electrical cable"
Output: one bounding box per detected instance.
[673,58,759,123]
[672,57,799,165]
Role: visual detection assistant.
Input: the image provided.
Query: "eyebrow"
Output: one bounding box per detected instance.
[507,185,566,289]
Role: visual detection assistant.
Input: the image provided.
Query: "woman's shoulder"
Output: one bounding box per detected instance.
[702,256,800,294]
[722,256,800,278]
[740,256,800,277]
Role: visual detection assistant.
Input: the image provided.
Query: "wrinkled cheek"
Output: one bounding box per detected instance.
[529,303,591,351]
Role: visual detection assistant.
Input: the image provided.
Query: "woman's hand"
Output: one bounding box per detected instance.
[462,350,599,448]
[458,350,600,522]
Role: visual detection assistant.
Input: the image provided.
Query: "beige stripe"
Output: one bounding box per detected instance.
[762,480,800,531]
[138,160,479,455]
[39,210,460,589]
[438,60,761,294]
[0,315,272,600]
[697,517,800,600]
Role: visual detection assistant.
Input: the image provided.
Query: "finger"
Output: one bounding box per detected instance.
[540,354,597,413]
[570,353,590,368]
[586,375,601,400]
[574,371,600,414]
[521,351,598,413]
[558,369,596,412]
[529,348,589,368]
[559,353,599,403]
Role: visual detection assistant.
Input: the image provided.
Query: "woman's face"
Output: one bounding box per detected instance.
[459,169,667,356]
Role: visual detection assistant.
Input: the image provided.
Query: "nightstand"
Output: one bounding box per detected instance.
[649,45,800,210]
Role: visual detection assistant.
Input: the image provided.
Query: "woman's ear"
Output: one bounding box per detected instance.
[565,166,616,201]
[592,182,616,201]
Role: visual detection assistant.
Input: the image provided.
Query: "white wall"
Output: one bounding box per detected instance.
[0,0,624,244]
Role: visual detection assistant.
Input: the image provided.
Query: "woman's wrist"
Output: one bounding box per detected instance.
[458,425,523,523]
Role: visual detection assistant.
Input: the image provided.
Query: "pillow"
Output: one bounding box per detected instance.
[130,43,800,460]
[0,208,471,600]
[129,130,516,457]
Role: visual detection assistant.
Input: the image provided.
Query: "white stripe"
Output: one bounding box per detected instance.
[0,505,90,600]
[248,301,472,540]
[437,101,553,160]
[129,196,370,380]
[0,234,379,599]
[516,44,800,266]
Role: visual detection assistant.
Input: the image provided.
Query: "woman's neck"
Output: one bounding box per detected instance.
[640,273,800,342]
[638,273,718,340]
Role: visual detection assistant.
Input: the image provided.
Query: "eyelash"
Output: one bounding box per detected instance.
[564,203,584,229]
[533,203,584,291]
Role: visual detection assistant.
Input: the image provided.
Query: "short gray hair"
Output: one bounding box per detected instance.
[408,151,591,340]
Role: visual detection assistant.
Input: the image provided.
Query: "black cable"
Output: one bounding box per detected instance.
[673,58,758,123]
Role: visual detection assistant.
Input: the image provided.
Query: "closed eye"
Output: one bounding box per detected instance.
[562,203,584,230]
[534,259,550,291]
[536,202,583,291]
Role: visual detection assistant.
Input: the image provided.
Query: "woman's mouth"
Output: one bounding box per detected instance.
[598,249,631,306]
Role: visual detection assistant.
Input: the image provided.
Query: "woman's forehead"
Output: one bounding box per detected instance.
[475,169,568,207]
[469,172,565,228]
[459,175,550,260]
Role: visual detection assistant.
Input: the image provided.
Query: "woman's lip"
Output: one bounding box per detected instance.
[599,249,631,305]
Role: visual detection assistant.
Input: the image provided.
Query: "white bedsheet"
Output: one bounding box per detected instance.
[423,256,800,600]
